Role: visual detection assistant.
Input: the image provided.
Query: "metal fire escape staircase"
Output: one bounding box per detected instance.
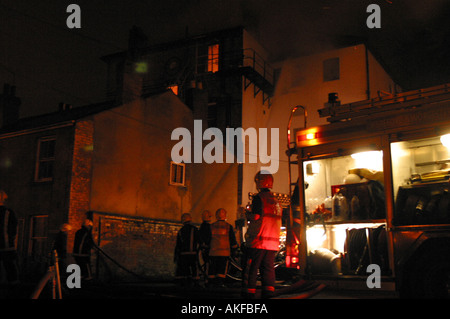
[213,48,275,107]
[240,48,275,106]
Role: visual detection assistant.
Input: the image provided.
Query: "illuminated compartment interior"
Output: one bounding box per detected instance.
[391,134,450,225]
[306,222,387,275]
[303,151,388,275]
[302,134,450,275]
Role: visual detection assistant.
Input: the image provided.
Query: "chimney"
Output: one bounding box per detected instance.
[128,26,149,59]
[0,84,21,128]
[120,26,149,103]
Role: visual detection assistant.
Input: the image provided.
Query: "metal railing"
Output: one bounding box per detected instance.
[196,48,274,84]
[141,47,275,94]
[242,48,274,85]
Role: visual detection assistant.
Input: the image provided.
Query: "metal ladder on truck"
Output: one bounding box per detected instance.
[285,105,307,268]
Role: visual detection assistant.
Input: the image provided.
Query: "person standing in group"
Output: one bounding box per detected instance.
[244,171,282,299]
[53,223,72,271]
[208,208,238,287]
[198,210,212,284]
[0,190,20,294]
[72,219,95,281]
[174,213,200,286]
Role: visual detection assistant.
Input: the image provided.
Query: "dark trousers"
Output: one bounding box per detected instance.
[74,256,92,279]
[200,249,210,280]
[176,254,198,283]
[244,248,276,298]
[0,251,19,284]
[208,256,229,284]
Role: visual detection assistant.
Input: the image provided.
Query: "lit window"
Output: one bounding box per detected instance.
[168,84,179,95]
[208,44,219,73]
[170,161,185,186]
[35,137,56,182]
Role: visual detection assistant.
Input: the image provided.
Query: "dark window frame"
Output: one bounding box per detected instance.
[170,161,186,186]
[35,136,56,182]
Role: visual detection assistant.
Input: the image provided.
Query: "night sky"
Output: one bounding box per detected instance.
[1,0,449,118]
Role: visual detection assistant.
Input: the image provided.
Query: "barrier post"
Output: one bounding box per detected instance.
[53,250,62,299]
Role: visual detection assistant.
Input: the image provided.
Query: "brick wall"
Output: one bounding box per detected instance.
[67,119,94,253]
[92,212,181,282]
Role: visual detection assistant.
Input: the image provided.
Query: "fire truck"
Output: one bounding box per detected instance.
[284,83,450,298]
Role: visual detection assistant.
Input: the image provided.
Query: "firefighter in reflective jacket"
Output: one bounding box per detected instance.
[244,171,282,298]
[73,219,94,280]
[208,208,238,286]
[0,190,20,288]
[174,213,200,286]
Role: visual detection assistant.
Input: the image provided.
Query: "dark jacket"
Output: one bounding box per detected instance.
[199,221,212,250]
[73,226,94,257]
[53,231,68,259]
[0,206,17,252]
[175,222,199,258]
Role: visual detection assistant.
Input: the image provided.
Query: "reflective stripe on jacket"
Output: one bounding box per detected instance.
[209,220,237,257]
[175,223,199,256]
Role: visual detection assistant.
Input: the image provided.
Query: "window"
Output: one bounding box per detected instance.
[168,84,179,95]
[35,137,56,182]
[28,215,48,261]
[170,161,185,186]
[208,44,219,73]
[197,43,220,74]
[323,57,340,82]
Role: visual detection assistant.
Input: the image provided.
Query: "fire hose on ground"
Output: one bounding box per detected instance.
[93,244,153,281]
[30,245,326,299]
[94,246,327,298]
[224,255,326,299]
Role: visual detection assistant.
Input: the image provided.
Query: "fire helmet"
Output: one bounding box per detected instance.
[215,208,227,221]
[83,219,93,228]
[181,213,192,224]
[254,171,274,189]
[0,190,7,203]
[202,210,212,222]
[60,223,72,232]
